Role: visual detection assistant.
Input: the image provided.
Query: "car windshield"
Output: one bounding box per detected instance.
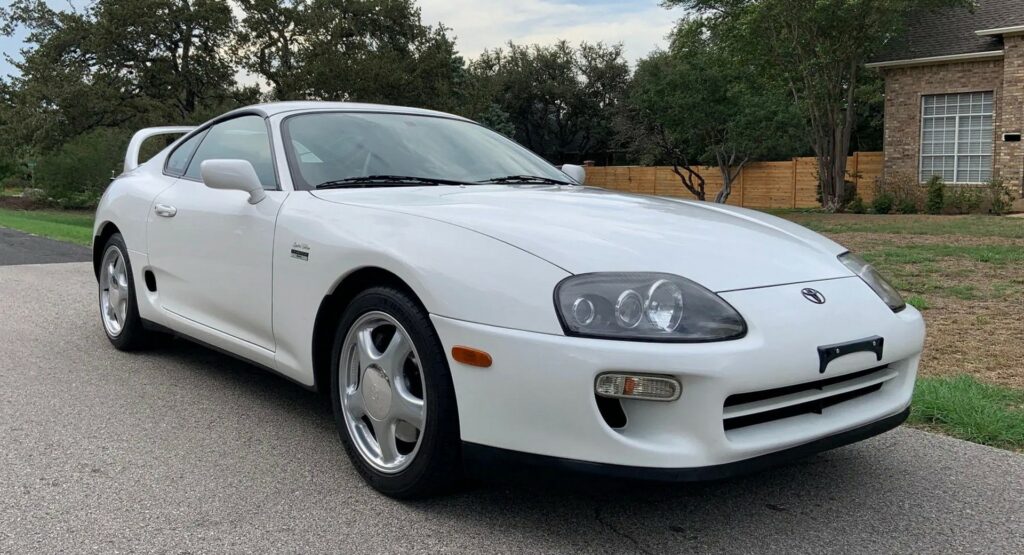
[281,112,572,189]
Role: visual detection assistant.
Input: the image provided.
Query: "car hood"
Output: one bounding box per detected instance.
[311,185,853,292]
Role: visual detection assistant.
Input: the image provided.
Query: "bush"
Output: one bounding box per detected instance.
[925,176,944,214]
[984,179,1016,216]
[945,185,984,214]
[873,172,922,214]
[847,194,866,214]
[34,127,130,209]
[897,196,919,214]
[872,192,894,214]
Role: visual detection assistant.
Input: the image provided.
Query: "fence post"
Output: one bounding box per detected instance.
[791,158,798,208]
[738,167,745,207]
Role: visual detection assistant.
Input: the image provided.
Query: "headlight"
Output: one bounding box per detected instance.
[554,273,746,341]
[838,252,905,312]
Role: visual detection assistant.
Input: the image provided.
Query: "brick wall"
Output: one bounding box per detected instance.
[997,35,1024,190]
[881,59,1004,182]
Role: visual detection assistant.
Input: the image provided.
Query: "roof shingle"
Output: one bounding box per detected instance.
[873,0,1024,63]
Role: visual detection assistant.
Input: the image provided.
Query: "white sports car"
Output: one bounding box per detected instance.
[94,102,924,498]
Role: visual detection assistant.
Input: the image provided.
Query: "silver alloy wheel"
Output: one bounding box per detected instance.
[340,311,427,474]
[99,245,130,337]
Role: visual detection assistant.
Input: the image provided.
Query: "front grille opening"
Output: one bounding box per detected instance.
[723,382,882,431]
[596,395,627,429]
[725,365,888,408]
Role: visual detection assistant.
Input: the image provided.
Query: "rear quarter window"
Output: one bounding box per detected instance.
[164,130,208,176]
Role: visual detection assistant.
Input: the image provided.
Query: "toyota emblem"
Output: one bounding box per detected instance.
[801,288,826,304]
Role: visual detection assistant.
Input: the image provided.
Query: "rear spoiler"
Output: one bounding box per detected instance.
[123,126,197,173]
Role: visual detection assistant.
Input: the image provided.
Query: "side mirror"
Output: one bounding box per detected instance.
[200,159,267,204]
[561,164,586,184]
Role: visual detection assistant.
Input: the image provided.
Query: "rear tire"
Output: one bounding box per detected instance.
[330,286,462,498]
[98,233,159,351]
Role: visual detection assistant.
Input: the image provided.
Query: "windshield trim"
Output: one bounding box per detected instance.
[279,109,563,191]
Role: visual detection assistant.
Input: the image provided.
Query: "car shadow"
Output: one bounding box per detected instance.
[143,335,913,550]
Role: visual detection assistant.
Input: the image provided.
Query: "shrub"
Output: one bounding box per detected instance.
[897,196,919,214]
[847,194,866,214]
[945,185,983,214]
[925,176,944,214]
[872,191,894,214]
[34,127,130,209]
[983,179,1016,216]
[873,172,923,214]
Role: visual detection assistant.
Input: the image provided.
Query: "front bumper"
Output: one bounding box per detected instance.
[463,407,910,482]
[432,276,925,471]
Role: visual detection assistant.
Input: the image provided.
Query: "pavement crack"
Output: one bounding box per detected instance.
[594,504,655,555]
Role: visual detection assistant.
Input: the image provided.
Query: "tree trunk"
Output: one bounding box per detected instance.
[671,163,706,201]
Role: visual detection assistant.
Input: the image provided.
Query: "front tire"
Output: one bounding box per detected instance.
[330,286,462,498]
[98,233,157,351]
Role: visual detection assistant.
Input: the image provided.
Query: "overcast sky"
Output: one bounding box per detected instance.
[0,0,685,78]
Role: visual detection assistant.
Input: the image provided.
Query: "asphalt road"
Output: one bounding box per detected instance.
[0,227,90,266]
[1,259,1023,553]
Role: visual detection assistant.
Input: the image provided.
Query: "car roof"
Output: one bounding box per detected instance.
[222,101,473,122]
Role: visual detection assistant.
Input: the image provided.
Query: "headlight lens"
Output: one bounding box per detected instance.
[838,252,905,312]
[554,272,746,341]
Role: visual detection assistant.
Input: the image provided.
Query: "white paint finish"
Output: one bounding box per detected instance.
[312,186,851,292]
[94,102,928,472]
[865,50,1004,69]
[147,180,285,351]
[270,192,571,386]
[975,25,1024,37]
[123,126,195,173]
[434,277,923,468]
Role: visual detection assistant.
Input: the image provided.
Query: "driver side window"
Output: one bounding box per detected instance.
[185,115,277,190]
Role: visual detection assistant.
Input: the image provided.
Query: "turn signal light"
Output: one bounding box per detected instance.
[452,346,492,368]
[595,373,681,401]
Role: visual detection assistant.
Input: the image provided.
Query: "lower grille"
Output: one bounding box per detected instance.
[723,365,895,431]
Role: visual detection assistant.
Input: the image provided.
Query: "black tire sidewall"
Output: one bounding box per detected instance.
[330,287,461,498]
[99,233,149,351]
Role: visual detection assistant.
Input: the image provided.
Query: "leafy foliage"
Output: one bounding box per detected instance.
[984,179,1016,216]
[665,0,970,209]
[33,127,128,208]
[925,176,945,215]
[619,18,804,202]
[463,41,630,164]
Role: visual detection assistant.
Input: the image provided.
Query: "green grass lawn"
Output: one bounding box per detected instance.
[911,376,1024,452]
[779,212,1024,239]
[0,207,94,246]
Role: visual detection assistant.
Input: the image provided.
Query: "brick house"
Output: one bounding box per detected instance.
[867,0,1024,202]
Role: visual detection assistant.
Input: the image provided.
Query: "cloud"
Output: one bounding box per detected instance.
[418,0,685,63]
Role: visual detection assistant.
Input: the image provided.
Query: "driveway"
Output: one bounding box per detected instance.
[0,227,90,266]
[1,260,1022,553]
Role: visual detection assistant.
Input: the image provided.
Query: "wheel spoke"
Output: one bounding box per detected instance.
[379,331,411,379]
[373,419,399,464]
[356,327,381,369]
[118,299,128,323]
[392,385,425,429]
[344,386,365,417]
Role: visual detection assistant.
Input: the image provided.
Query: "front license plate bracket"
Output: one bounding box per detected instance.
[817,335,884,374]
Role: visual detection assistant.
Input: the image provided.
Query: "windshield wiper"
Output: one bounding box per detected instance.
[315,175,472,189]
[477,174,574,185]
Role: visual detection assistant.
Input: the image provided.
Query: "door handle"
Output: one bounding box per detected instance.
[154,203,177,217]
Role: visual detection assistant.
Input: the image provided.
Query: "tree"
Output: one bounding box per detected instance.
[621,18,803,202]
[235,0,465,111]
[464,41,630,164]
[0,0,246,205]
[666,0,970,209]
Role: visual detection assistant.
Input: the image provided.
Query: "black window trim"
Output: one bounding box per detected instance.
[279,109,526,191]
[162,110,282,191]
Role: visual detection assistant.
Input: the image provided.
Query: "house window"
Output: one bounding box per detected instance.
[920,92,993,183]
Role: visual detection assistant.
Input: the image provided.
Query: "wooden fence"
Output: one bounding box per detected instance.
[583,152,883,209]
